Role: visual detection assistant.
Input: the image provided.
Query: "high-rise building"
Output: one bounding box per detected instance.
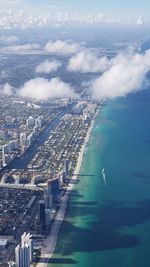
[21,232,33,263]
[26,116,34,128]
[15,244,30,267]
[15,232,33,267]
[44,193,53,209]
[33,125,39,134]
[27,132,35,146]
[20,133,27,147]
[2,141,18,166]
[38,200,45,231]
[47,178,60,203]
[35,116,42,128]
[15,245,22,267]
[22,245,30,267]
[7,261,15,267]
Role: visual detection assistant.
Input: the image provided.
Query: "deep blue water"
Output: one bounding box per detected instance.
[48,88,150,267]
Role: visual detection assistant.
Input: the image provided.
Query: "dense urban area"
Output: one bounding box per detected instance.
[0,93,100,266]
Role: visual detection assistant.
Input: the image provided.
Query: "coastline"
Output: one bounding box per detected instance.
[36,108,99,267]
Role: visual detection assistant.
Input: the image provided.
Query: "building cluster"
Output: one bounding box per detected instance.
[82,103,97,121]
[0,97,99,265]
[14,161,69,264]
[26,113,90,177]
[20,116,43,147]
[0,188,41,237]
[0,159,70,265]
[0,187,42,265]
[0,95,68,169]
[37,172,66,233]
[2,115,43,167]
[2,140,18,167]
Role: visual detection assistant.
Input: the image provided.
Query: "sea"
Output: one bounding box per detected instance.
[48,88,150,267]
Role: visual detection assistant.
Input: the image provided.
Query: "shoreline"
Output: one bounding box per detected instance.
[36,109,99,267]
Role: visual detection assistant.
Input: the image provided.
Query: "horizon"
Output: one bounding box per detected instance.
[0,0,149,30]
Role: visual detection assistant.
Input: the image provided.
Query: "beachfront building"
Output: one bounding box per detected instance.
[47,178,60,204]
[44,192,53,209]
[38,200,46,232]
[15,244,30,267]
[21,232,33,263]
[15,232,33,267]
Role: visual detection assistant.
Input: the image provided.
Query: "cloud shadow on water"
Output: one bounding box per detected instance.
[55,199,150,256]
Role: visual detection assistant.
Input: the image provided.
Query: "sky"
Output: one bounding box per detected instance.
[0,1,150,101]
[30,0,149,18]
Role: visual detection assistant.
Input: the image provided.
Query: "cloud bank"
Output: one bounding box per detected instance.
[68,50,110,73]
[19,77,77,100]
[45,40,82,55]
[35,59,61,74]
[1,43,41,53]
[91,50,150,99]
[0,9,122,30]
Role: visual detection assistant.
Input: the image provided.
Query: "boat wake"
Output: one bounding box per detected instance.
[102,168,106,185]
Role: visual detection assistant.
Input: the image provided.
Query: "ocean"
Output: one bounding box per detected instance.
[48,88,150,267]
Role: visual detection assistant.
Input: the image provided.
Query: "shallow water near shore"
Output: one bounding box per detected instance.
[49,90,150,267]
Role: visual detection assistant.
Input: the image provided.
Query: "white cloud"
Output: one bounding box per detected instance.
[136,16,144,25]
[0,8,145,30]
[91,50,150,99]
[19,77,77,100]
[0,83,13,96]
[35,59,61,73]
[1,43,41,53]
[45,40,82,54]
[68,50,111,73]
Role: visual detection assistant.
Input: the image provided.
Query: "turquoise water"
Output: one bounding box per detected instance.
[49,91,150,267]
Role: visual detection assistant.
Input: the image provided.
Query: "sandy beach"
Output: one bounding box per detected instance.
[36,111,98,267]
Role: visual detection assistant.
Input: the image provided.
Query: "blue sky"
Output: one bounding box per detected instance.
[25,0,149,18]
